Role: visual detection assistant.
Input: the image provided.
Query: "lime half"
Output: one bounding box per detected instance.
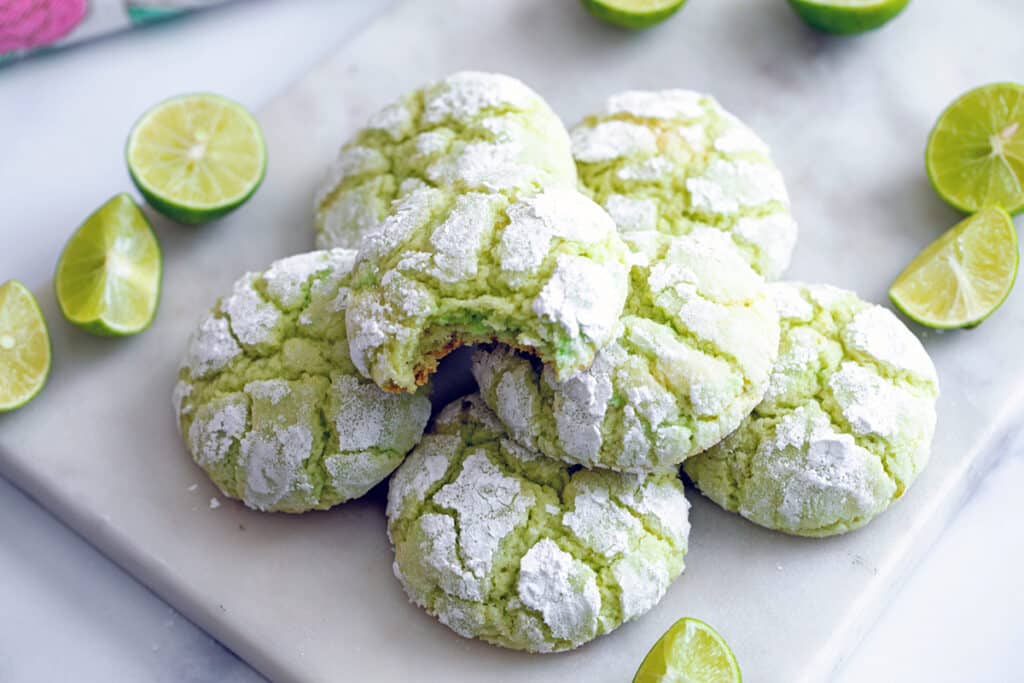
[55,194,163,337]
[926,83,1024,215]
[126,93,267,224]
[582,0,687,29]
[787,0,910,34]
[890,207,1018,329]
[0,281,51,413]
[634,617,742,683]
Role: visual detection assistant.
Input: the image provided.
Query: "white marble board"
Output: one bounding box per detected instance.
[2,0,1022,681]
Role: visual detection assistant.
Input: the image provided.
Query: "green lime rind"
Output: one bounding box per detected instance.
[634,617,742,683]
[130,169,263,225]
[787,0,910,35]
[926,82,1024,215]
[126,92,267,225]
[889,206,1019,329]
[582,0,687,29]
[55,193,163,337]
[0,280,51,413]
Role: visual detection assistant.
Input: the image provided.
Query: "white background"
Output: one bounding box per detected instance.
[1,1,1021,680]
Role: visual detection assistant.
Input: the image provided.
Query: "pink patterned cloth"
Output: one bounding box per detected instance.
[0,0,89,53]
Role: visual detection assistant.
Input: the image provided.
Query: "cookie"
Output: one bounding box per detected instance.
[344,184,631,393]
[387,394,690,652]
[473,228,779,472]
[684,282,939,537]
[572,89,797,279]
[173,249,431,513]
[315,71,576,250]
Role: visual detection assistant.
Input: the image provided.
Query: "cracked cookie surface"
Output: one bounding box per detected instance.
[472,228,779,472]
[387,394,690,652]
[684,282,940,537]
[571,89,797,279]
[345,184,631,393]
[315,71,576,250]
[173,249,432,513]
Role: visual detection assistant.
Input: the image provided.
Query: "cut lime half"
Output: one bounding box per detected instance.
[0,280,51,413]
[926,83,1024,215]
[55,193,163,337]
[582,0,687,29]
[126,93,267,224]
[787,0,910,34]
[890,207,1018,329]
[634,617,742,683]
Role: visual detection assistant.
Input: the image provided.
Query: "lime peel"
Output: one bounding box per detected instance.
[889,206,1019,329]
[926,82,1024,215]
[582,0,688,30]
[787,0,910,35]
[634,617,742,683]
[0,280,51,413]
[126,92,267,224]
[55,193,163,337]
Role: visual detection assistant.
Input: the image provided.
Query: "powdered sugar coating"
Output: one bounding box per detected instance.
[686,159,789,217]
[314,71,576,250]
[571,121,658,163]
[685,282,940,537]
[473,228,780,472]
[174,249,431,513]
[518,540,600,643]
[604,89,704,120]
[563,480,644,558]
[845,306,939,385]
[220,273,282,348]
[345,186,630,392]
[387,395,689,653]
[572,89,797,279]
[437,450,534,585]
[171,380,193,424]
[182,314,241,379]
[187,395,247,467]
[421,71,537,125]
[603,194,658,235]
[736,404,897,532]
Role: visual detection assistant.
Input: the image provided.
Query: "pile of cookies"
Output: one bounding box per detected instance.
[172,72,939,653]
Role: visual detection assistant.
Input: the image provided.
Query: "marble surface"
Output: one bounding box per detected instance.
[1,1,1022,681]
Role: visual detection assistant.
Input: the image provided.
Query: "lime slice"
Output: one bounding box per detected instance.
[581,0,687,29]
[926,83,1024,215]
[55,193,163,336]
[634,617,742,683]
[126,93,267,224]
[890,207,1018,329]
[0,280,51,413]
[787,0,910,34]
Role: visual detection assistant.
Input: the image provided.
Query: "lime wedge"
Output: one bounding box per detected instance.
[890,207,1018,329]
[126,93,267,224]
[787,0,910,34]
[926,83,1024,215]
[634,617,742,683]
[55,194,163,336]
[581,0,687,29]
[0,280,51,413]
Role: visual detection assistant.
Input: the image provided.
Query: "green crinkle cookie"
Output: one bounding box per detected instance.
[387,394,690,653]
[684,282,940,537]
[344,184,631,393]
[473,228,780,472]
[314,71,577,250]
[173,249,432,513]
[572,89,797,279]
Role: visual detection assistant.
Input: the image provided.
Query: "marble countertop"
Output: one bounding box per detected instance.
[0,1,1021,681]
